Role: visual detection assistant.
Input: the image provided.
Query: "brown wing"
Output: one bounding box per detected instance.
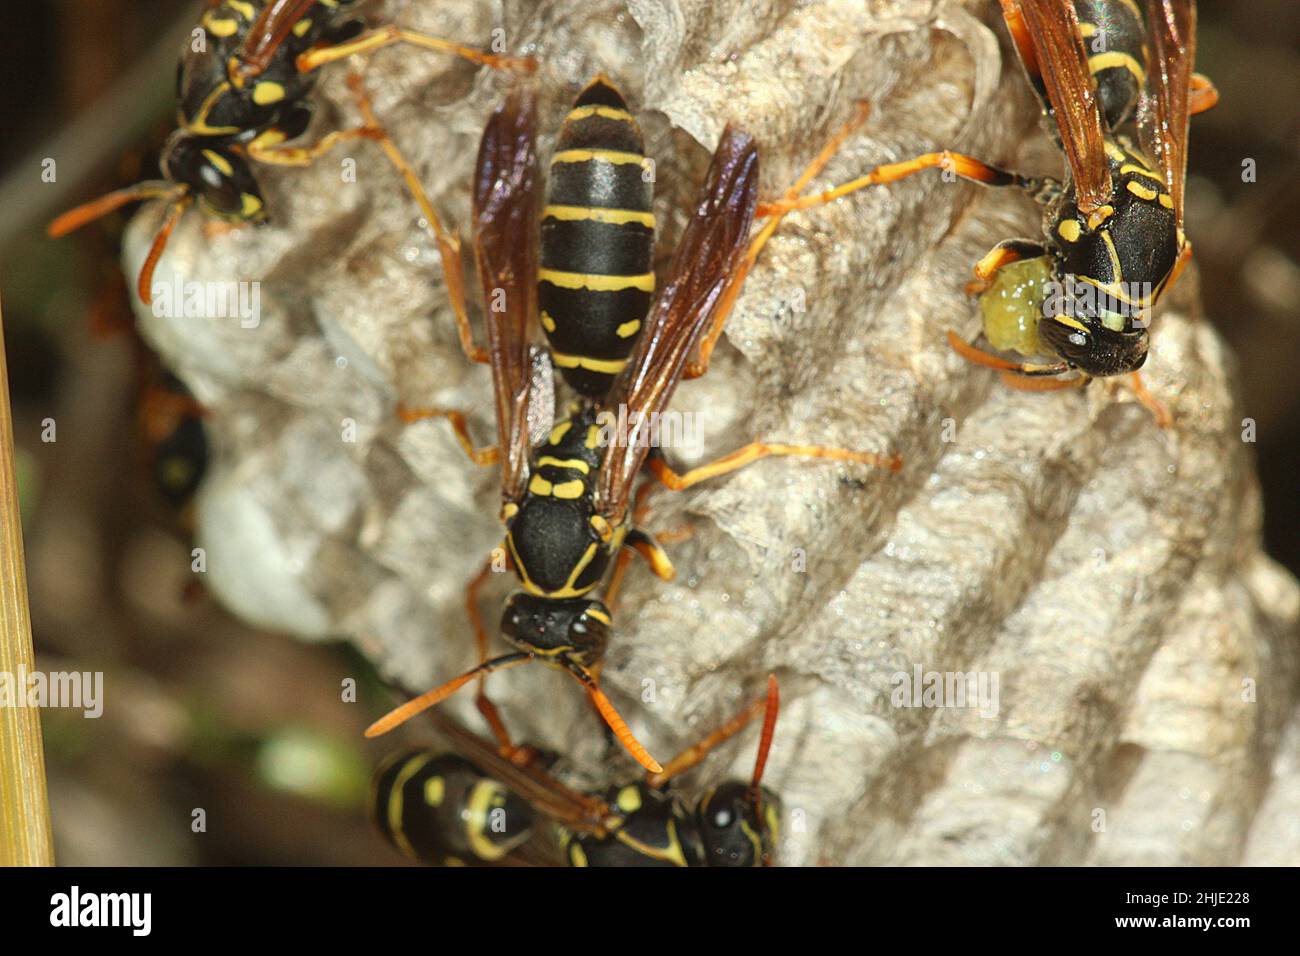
[1138,0,1197,228]
[237,0,319,78]
[1013,0,1113,212]
[472,87,541,504]
[424,711,611,834]
[594,127,760,523]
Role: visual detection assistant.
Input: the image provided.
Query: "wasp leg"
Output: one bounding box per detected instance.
[965,239,1047,296]
[1122,372,1172,429]
[245,124,382,166]
[295,24,536,75]
[396,405,499,466]
[345,74,486,365]
[685,102,873,379]
[604,477,681,612]
[758,151,1044,222]
[137,196,194,305]
[1190,73,1219,115]
[946,328,1074,379]
[647,437,901,493]
[646,674,779,790]
[462,557,534,763]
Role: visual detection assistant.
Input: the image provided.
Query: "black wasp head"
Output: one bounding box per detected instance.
[161,132,267,225]
[1038,312,1149,378]
[695,781,782,867]
[500,595,610,666]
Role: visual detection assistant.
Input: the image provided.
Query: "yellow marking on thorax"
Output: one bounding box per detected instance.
[552,148,648,167]
[538,268,655,292]
[293,18,314,37]
[424,776,445,806]
[616,787,642,813]
[543,205,655,228]
[1119,162,1161,181]
[551,351,629,375]
[253,81,286,105]
[1127,181,1159,202]
[1159,193,1174,209]
[540,311,557,332]
[615,819,690,867]
[184,83,241,136]
[1103,141,1127,163]
[528,474,553,496]
[240,193,264,219]
[537,456,591,474]
[585,425,602,449]
[1086,205,1115,231]
[548,421,572,444]
[203,14,240,37]
[565,104,636,124]
[227,0,257,18]
[552,479,585,499]
[1058,220,1082,243]
[508,535,600,600]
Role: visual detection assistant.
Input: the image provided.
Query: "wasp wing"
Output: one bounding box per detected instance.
[594,128,760,523]
[424,711,611,835]
[1137,0,1197,229]
[1012,0,1113,213]
[238,0,320,76]
[472,87,541,504]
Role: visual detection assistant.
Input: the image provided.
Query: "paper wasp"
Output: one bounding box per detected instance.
[764,0,1218,423]
[367,80,899,772]
[372,675,782,867]
[48,0,533,305]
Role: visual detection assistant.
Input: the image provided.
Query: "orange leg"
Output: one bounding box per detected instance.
[1123,372,1172,429]
[460,557,526,759]
[964,239,1047,297]
[646,439,901,494]
[687,101,873,379]
[646,674,779,792]
[344,74,486,365]
[295,25,537,76]
[396,404,499,466]
[1190,74,1219,115]
[946,329,1072,379]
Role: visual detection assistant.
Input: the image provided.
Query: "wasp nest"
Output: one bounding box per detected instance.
[126,0,1300,865]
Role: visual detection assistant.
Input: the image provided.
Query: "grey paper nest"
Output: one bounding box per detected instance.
[125,0,1300,865]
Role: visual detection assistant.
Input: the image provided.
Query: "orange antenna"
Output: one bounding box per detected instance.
[563,662,662,775]
[748,674,780,812]
[137,196,193,305]
[364,652,533,738]
[47,181,185,239]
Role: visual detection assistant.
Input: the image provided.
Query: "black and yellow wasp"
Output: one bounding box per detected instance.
[764,0,1217,422]
[372,676,783,867]
[49,0,532,304]
[367,80,900,772]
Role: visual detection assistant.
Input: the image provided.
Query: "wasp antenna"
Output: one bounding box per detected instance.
[748,674,780,812]
[136,196,193,306]
[565,663,662,774]
[48,181,185,238]
[364,652,534,738]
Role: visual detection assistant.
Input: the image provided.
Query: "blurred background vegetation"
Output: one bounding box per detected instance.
[1,0,1296,864]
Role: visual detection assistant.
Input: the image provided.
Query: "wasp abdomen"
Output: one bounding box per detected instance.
[540,77,655,397]
[1074,0,1147,131]
[372,751,534,866]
